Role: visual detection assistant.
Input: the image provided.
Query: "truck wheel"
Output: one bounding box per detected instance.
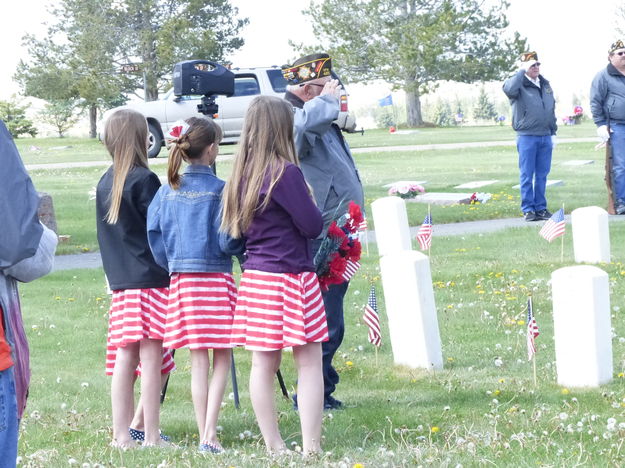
[147,123,162,158]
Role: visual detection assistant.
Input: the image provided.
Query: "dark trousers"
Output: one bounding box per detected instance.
[321,280,349,400]
[311,238,350,401]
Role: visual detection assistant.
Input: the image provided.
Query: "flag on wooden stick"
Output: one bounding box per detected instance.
[526,297,540,361]
[416,213,433,250]
[363,285,381,347]
[539,208,565,242]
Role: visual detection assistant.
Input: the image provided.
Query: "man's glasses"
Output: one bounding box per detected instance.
[615,51,625,56]
[301,83,325,88]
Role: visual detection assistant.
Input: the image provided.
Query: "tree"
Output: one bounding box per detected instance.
[299,0,527,127]
[16,0,128,138]
[0,98,38,138]
[39,100,83,138]
[473,88,497,122]
[16,0,248,137]
[114,0,249,101]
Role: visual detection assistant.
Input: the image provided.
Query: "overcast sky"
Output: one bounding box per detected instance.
[1,0,622,113]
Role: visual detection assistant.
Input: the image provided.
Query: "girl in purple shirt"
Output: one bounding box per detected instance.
[221,96,328,455]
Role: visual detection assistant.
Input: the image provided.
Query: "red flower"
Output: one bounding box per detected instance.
[348,201,363,231]
[345,239,362,261]
[327,221,347,241]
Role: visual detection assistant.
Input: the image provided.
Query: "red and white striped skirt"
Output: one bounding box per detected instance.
[163,272,237,350]
[230,270,328,351]
[105,344,176,376]
[106,287,169,348]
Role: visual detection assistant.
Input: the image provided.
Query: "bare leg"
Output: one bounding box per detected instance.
[139,338,165,446]
[293,342,323,455]
[130,372,169,432]
[190,349,210,439]
[111,342,140,448]
[249,350,286,453]
[201,349,231,447]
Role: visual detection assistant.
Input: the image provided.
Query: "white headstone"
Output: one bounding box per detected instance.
[571,206,610,264]
[412,192,473,205]
[454,180,498,189]
[513,180,564,189]
[382,180,427,188]
[371,197,412,256]
[561,160,594,166]
[380,251,443,370]
[551,265,612,387]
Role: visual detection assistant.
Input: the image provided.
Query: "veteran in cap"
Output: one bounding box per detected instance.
[503,51,557,222]
[282,53,364,411]
[591,40,625,215]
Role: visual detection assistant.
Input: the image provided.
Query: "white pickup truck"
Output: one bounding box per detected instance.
[101,66,358,158]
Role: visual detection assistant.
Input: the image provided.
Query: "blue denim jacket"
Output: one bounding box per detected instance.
[147,165,243,273]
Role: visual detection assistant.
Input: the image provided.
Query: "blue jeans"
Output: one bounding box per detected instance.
[311,240,349,401]
[516,135,553,213]
[610,123,625,203]
[0,366,18,468]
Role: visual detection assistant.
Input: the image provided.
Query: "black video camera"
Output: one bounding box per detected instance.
[173,60,235,116]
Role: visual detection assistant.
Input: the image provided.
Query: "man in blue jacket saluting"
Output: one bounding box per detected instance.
[503,51,557,222]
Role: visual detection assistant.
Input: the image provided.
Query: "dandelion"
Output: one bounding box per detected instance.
[346,361,353,367]
[559,412,568,420]
[81,382,89,389]
[430,426,440,433]
[494,358,503,367]
[561,388,570,395]
[353,464,365,468]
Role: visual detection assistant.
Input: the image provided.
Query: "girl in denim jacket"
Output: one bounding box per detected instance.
[147,117,242,454]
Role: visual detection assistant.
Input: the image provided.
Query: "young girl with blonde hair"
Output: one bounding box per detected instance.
[96,109,170,448]
[147,116,243,453]
[222,96,328,455]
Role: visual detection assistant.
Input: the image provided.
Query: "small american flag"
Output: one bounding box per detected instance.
[539,208,565,242]
[363,285,381,347]
[342,259,360,282]
[526,297,540,361]
[416,213,433,250]
[358,216,368,231]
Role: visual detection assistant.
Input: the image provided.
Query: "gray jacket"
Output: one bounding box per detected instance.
[590,64,625,126]
[502,70,557,136]
[286,92,365,236]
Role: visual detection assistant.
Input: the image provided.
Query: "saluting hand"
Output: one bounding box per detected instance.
[320,79,342,99]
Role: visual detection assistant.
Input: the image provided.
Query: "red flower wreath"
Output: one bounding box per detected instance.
[314,201,363,291]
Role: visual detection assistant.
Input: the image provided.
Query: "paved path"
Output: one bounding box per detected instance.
[53,214,625,272]
[26,137,598,171]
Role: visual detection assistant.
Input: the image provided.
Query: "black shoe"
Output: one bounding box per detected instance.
[524,211,537,222]
[535,209,552,220]
[616,201,625,215]
[324,396,344,410]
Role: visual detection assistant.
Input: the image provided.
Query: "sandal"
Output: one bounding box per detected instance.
[198,442,224,454]
[128,427,171,442]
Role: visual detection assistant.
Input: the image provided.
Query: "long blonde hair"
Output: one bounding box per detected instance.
[221,96,300,238]
[103,109,149,224]
[167,117,223,189]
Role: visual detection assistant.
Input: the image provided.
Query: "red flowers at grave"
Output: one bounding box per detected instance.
[314,201,363,291]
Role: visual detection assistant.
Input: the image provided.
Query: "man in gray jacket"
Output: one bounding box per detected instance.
[503,51,557,222]
[283,53,364,410]
[590,40,625,215]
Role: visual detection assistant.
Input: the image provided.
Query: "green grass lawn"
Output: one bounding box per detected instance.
[28,131,609,254]
[17,222,625,466]
[14,121,597,165]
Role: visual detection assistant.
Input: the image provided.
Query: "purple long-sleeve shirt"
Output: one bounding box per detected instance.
[243,163,323,273]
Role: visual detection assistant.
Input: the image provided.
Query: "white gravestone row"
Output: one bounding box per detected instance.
[371,196,443,370]
[371,196,615,387]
